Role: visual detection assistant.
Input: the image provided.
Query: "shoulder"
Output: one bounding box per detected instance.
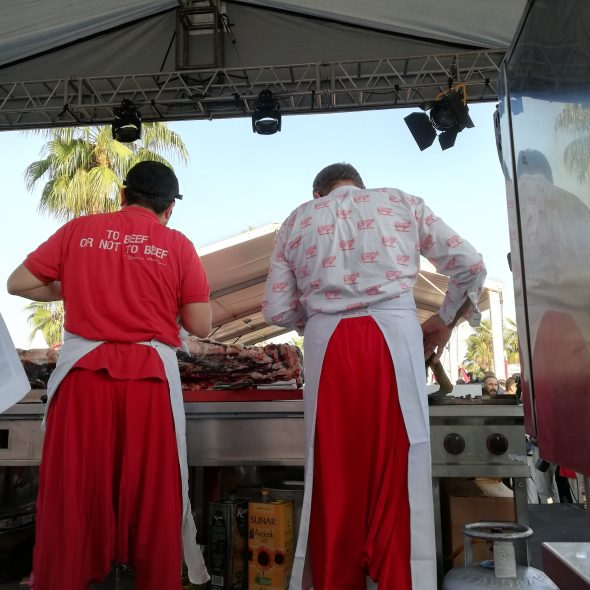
[68,210,119,227]
[164,226,191,242]
[363,187,426,214]
[164,227,198,252]
[280,200,314,230]
[292,199,315,218]
[55,211,112,234]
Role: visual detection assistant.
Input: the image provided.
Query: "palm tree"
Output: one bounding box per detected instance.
[25,301,64,348]
[463,317,520,378]
[503,318,520,365]
[23,123,189,345]
[554,104,590,183]
[463,319,494,378]
[24,123,189,221]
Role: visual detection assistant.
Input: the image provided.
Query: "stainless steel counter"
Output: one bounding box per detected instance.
[0,395,532,583]
[0,398,529,477]
[184,401,305,466]
[0,399,307,466]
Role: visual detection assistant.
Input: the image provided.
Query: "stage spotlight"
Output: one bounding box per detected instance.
[252,90,281,135]
[404,112,437,151]
[404,85,474,151]
[112,99,142,142]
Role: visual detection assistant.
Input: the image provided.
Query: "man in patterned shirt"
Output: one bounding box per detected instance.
[263,162,486,590]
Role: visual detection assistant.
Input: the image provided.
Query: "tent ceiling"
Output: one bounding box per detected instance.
[199,225,490,346]
[0,1,527,130]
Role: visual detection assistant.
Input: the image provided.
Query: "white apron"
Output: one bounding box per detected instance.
[290,293,436,590]
[0,312,31,414]
[43,331,209,585]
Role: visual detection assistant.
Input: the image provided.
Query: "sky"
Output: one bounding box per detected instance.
[0,102,515,349]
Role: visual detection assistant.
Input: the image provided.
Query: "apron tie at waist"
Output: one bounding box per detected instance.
[308,291,415,321]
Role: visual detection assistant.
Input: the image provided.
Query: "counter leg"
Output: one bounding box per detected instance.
[432,477,444,587]
[513,476,530,566]
[189,467,206,545]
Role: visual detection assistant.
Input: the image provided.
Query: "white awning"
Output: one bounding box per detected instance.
[199,224,490,345]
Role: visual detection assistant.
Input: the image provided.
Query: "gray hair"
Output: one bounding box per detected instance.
[312,163,365,196]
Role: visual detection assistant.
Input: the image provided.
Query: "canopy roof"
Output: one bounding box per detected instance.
[0,0,527,130]
[199,224,490,345]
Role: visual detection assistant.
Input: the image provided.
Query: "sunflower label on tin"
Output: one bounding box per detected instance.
[248,490,293,590]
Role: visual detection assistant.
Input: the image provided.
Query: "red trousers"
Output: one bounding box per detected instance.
[309,317,411,590]
[32,369,183,590]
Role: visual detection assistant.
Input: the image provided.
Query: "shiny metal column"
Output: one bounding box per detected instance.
[513,477,530,565]
[432,477,444,586]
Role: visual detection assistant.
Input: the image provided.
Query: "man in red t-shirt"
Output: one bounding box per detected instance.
[7,161,212,590]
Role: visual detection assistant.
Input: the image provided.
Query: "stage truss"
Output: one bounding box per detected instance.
[0,49,505,130]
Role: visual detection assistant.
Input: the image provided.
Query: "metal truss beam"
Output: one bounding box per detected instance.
[0,49,505,130]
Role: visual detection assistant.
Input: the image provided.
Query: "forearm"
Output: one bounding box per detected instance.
[438,260,486,327]
[10,281,62,302]
[262,240,303,328]
[7,264,62,301]
[263,300,306,330]
[419,201,486,327]
[444,297,475,328]
[181,302,212,338]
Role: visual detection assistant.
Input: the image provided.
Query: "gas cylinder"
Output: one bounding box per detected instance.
[442,521,558,589]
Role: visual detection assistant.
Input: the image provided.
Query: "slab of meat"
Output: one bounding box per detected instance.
[178,337,304,390]
[17,349,58,389]
[17,339,304,391]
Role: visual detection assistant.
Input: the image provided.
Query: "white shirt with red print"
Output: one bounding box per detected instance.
[263,185,486,328]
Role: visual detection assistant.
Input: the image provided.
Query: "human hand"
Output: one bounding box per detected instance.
[421,313,453,361]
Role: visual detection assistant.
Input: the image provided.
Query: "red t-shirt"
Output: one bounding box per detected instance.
[25,206,210,348]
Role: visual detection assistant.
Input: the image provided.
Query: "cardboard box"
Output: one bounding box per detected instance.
[441,478,515,570]
[248,491,293,590]
[208,496,249,590]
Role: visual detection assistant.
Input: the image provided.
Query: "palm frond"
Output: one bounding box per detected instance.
[140,123,189,164]
[562,137,590,183]
[24,121,190,220]
[23,159,53,191]
[554,104,590,138]
[25,301,64,347]
[87,166,121,212]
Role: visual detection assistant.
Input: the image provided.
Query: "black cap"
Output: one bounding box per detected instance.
[123,161,182,201]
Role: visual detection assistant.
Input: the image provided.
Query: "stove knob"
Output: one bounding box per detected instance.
[487,433,509,455]
[444,433,465,455]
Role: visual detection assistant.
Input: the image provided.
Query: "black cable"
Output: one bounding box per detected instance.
[479,78,491,99]
[159,30,176,72]
[220,12,246,70]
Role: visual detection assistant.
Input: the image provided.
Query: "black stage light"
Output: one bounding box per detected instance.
[252,90,281,135]
[403,112,437,151]
[112,99,142,142]
[438,128,459,150]
[404,85,474,151]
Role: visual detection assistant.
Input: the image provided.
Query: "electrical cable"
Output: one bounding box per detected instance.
[159,30,176,73]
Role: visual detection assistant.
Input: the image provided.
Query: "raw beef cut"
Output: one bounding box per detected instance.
[178,337,303,390]
[17,339,304,391]
[17,349,58,389]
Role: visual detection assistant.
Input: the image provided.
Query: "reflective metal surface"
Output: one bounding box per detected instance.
[429,404,527,478]
[499,0,590,474]
[542,542,590,586]
[0,399,528,474]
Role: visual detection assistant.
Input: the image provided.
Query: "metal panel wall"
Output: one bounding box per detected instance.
[500,0,590,474]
